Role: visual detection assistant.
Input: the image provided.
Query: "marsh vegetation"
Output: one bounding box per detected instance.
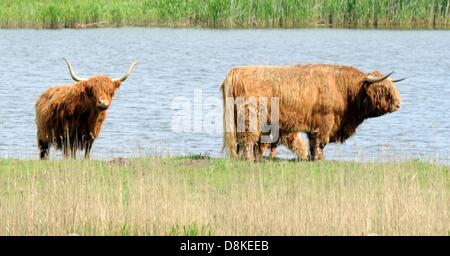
[0,157,447,235]
[1,0,449,29]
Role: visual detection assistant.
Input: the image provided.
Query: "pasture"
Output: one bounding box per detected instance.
[0,157,447,235]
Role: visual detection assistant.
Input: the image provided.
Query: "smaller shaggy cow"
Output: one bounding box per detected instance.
[35,59,138,160]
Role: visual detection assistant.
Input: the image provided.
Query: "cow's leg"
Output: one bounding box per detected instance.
[38,140,49,160]
[259,143,269,156]
[84,141,93,160]
[70,132,79,159]
[257,129,276,159]
[237,143,242,157]
[236,137,245,159]
[280,133,308,161]
[243,143,256,161]
[242,132,259,161]
[84,137,94,160]
[308,114,334,161]
[256,141,277,159]
[308,133,327,161]
[62,127,71,159]
[270,143,277,158]
[70,143,77,159]
[254,144,261,162]
[62,137,70,159]
[258,143,269,157]
[240,98,260,161]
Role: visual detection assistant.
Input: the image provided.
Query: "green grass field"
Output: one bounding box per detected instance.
[0,0,450,29]
[0,156,448,235]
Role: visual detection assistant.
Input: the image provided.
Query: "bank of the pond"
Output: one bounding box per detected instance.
[0,157,448,235]
[1,0,450,29]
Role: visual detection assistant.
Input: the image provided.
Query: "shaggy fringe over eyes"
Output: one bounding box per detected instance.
[88,76,119,98]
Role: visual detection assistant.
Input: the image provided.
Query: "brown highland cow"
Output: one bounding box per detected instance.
[35,59,138,160]
[222,64,405,161]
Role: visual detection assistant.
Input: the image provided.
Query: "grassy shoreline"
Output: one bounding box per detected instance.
[0,157,448,235]
[1,0,450,29]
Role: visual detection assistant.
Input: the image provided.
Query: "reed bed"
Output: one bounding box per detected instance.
[0,0,450,29]
[0,157,448,235]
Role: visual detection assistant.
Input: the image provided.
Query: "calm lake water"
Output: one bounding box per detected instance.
[0,28,449,162]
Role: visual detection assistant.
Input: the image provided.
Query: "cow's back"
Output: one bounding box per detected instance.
[228,64,363,133]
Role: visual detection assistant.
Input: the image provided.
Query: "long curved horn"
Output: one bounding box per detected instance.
[392,78,406,83]
[365,71,393,84]
[63,58,87,82]
[114,62,139,82]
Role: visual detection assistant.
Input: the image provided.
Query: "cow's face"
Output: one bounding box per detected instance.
[364,71,401,116]
[83,76,121,111]
[63,59,137,112]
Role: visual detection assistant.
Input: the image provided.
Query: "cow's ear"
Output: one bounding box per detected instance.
[362,71,380,90]
[114,80,121,89]
[363,81,371,91]
[362,79,372,91]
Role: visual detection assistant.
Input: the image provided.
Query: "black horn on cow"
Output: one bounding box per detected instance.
[114,62,139,82]
[63,58,87,82]
[392,78,406,83]
[365,71,393,84]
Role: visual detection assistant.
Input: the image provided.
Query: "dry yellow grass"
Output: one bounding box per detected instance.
[0,157,448,235]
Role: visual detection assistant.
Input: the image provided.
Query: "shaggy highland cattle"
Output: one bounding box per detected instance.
[222,64,404,161]
[35,59,138,160]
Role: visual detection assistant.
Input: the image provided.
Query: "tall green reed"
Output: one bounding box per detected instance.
[0,0,449,29]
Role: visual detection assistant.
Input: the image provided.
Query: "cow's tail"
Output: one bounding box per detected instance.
[221,69,238,158]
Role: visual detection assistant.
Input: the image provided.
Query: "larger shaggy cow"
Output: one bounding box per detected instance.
[35,59,138,160]
[222,64,404,161]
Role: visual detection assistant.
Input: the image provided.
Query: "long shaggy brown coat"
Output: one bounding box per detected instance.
[222,64,402,161]
[36,77,121,159]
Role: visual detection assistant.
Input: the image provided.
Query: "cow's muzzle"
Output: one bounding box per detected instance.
[96,99,110,111]
[389,103,400,112]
